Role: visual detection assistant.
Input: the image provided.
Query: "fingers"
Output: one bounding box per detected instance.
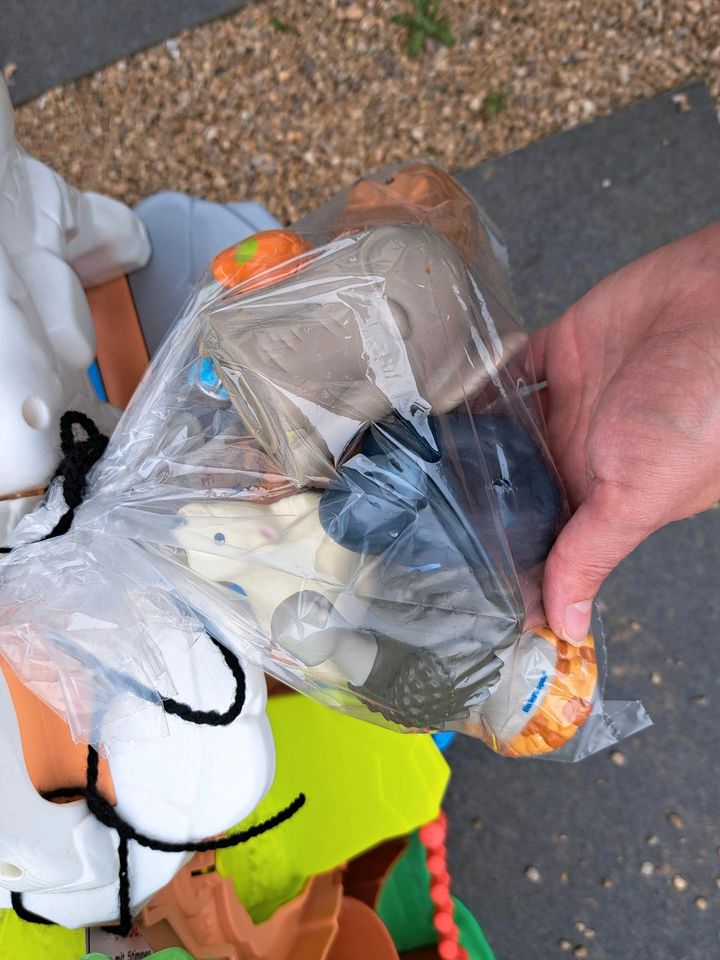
[542,481,658,643]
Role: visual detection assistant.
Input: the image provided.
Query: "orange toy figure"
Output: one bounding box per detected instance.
[475,627,598,759]
[211,231,313,292]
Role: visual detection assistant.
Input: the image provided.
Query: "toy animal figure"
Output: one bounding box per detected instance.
[0,565,276,929]
[203,223,526,488]
[0,76,150,539]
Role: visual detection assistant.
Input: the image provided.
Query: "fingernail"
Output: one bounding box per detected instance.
[561,599,593,645]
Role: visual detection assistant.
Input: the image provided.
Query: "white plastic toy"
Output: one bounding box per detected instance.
[0,622,274,927]
[0,76,150,540]
[0,77,281,929]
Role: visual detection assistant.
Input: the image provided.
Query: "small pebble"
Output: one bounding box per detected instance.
[601,177,612,188]
[610,750,626,767]
[560,871,569,884]
[646,834,660,846]
[471,817,484,831]
[667,812,683,829]
[650,671,662,685]
[575,921,587,934]
[672,874,688,891]
[714,877,720,889]
[691,694,708,706]
[640,861,655,877]
[559,940,573,952]
[164,38,181,61]
[525,865,542,883]
[602,877,614,889]
[585,927,596,940]
[573,947,589,958]
[695,896,709,911]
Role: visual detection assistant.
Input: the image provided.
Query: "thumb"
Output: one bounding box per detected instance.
[542,481,657,643]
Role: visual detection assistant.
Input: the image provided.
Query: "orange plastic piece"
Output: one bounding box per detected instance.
[502,628,597,759]
[325,897,399,960]
[211,231,312,292]
[335,163,485,265]
[87,276,150,408]
[140,838,408,960]
[0,485,46,503]
[139,850,343,960]
[418,813,467,960]
[0,659,115,802]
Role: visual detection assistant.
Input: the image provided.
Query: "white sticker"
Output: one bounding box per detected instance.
[85,923,153,960]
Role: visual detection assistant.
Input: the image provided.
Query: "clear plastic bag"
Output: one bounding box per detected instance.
[0,163,650,758]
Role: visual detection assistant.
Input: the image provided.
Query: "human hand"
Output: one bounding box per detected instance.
[532,222,720,643]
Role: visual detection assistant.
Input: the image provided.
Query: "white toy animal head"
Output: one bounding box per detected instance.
[0,623,275,928]
[178,494,361,639]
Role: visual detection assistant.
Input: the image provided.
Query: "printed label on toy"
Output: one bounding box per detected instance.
[85,924,152,960]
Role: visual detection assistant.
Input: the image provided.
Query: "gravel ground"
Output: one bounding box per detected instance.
[10,0,720,225]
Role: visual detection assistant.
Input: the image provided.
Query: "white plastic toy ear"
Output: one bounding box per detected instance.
[0,626,273,928]
[0,76,150,536]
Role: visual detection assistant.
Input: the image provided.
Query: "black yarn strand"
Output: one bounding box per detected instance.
[0,411,108,554]
[100,836,131,937]
[162,636,246,726]
[10,892,55,926]
[84,745,305,856]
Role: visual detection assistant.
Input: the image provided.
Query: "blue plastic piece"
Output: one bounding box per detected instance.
[431,731,456,751]
[87,360,107,401]
[187,354,229,400]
